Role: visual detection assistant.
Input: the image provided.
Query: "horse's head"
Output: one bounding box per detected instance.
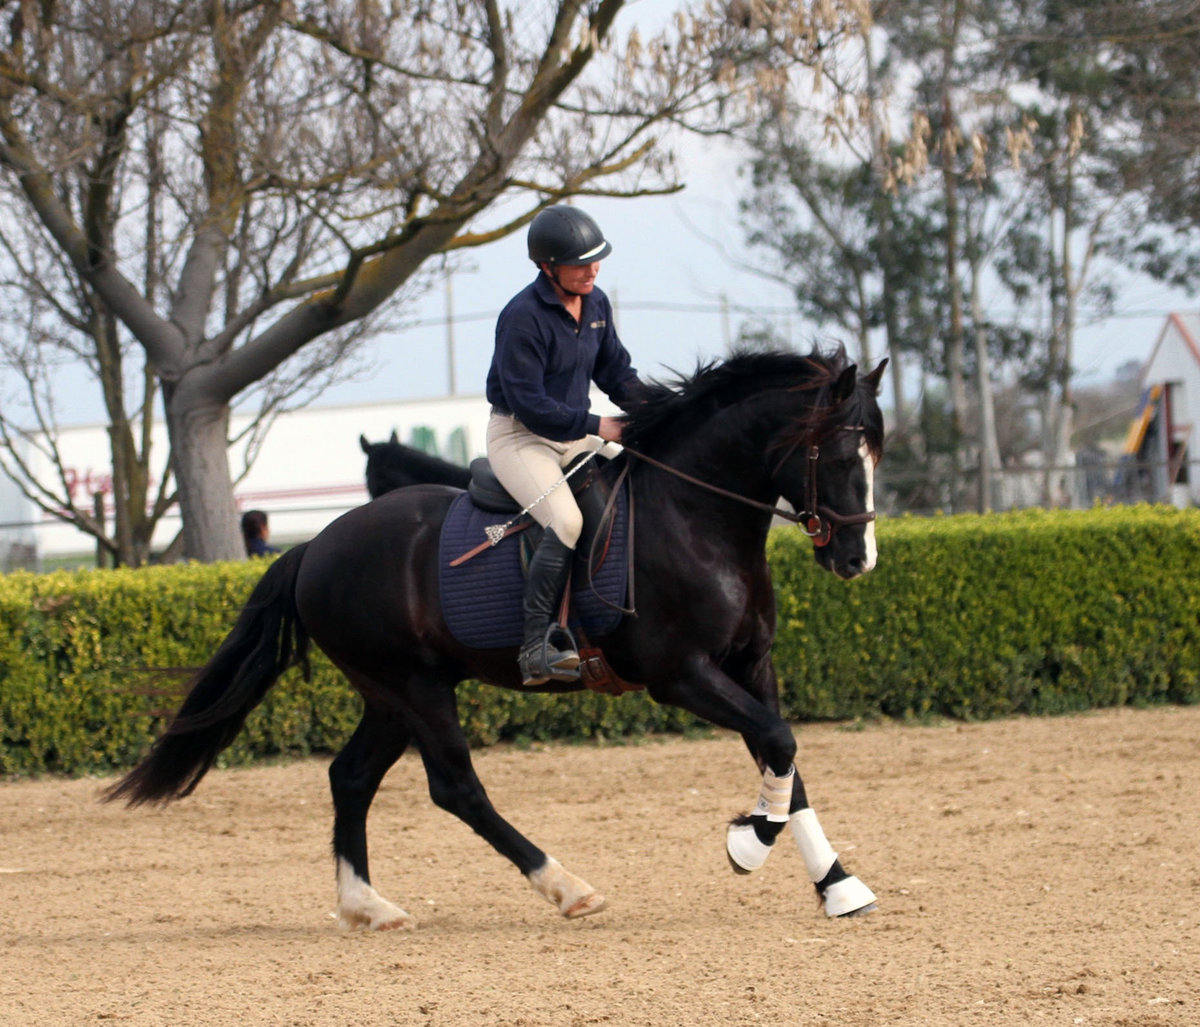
[620,347,886,579]
[360,431,414,499]
[360,431,473,498]
[772,359,887,581]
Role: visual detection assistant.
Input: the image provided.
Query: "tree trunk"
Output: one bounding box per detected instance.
[163,393,242,562]
[877,209,910,442]
[1042,171,1077,506]
[939,1,969,505]
[969,260,1002,511]
[863,29,911,447]
[1053,143,1079,499]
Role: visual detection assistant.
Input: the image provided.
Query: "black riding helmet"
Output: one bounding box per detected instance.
[527,205,612,266]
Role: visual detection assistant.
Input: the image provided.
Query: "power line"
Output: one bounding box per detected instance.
[401,301,1189,332]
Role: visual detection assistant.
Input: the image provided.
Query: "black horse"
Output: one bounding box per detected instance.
[108,349,886,929]
[360,431,471,498]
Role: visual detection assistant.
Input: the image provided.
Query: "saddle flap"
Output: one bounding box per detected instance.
[437,485,630,651]
[467,454,600,514]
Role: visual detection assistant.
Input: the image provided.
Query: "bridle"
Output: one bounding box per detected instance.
[780,437,877,547]
[621,428,875,548]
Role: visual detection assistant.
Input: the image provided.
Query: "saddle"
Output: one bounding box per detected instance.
[437,456,641,695]
[465,456,593,514]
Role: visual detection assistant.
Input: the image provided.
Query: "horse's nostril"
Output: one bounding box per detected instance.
[840,557,864,579]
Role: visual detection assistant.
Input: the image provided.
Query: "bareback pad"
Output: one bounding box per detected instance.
[437,474,629,650]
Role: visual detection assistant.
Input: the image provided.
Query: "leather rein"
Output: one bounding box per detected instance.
[621,430,875,548]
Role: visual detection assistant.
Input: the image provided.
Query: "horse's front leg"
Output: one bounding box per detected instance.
[664,651,876,918]
[727,770,877,917]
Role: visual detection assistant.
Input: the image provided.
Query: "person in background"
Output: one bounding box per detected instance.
[241,509,280,558]
[486,204,647,686]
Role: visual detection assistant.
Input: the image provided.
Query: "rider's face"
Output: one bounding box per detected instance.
[551,261,600,295]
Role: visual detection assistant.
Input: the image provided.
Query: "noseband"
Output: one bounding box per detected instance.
[789,441,877,548]
[622,431,875,547]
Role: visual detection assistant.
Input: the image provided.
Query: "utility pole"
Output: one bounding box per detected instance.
[445,273,457,395]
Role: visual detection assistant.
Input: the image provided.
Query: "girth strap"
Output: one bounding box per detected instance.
[584,460,635,616]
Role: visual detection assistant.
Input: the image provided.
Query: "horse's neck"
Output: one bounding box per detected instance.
[670,402,778,493]
[632,403,779,547]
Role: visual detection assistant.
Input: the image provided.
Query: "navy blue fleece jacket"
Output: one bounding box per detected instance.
[486,273,644,441]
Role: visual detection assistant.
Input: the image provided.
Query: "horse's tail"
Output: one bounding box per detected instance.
[104,543,312,807]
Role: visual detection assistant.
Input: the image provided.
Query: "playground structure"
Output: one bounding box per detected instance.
[1114,313,1199,507]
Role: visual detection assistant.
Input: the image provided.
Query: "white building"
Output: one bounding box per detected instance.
[6,386,628,565]
[0,435,38,571]
[10,393,493,564]
[1128,312,1200,507]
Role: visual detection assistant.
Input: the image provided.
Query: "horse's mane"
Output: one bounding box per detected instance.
[621,347,883,458]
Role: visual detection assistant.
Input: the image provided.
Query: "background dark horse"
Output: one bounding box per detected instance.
[359,431,470,498]
[110,349,886,929]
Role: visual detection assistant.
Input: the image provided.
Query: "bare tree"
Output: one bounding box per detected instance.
[0,0,857,561]
[0,209,175,567]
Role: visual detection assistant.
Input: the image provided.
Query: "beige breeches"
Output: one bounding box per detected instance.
[486,412,605,549]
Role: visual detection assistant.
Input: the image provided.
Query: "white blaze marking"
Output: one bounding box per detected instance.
[859,439,878,572]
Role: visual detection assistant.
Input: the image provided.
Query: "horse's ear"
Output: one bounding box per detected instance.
[832,364,858,403]
[389,429,399,445]
[360,434,371,454]
[863,358,889,395]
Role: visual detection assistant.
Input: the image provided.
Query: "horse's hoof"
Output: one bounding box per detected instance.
[376,914,418,931]
[822,874,877,918]
[726,851,753,876]
[726,821,772,873]
[336,908,417,932]
[529,856,605,918]
[564,891,607,918]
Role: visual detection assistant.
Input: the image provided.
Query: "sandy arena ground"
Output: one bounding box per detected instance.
[1,704,1197,1026]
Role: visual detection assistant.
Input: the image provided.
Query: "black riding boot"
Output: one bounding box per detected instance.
[517,528,581,686]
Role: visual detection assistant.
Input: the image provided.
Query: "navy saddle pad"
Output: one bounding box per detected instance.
[437,486,629,650]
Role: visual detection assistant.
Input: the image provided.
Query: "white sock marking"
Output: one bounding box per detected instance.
[335,857,414,931]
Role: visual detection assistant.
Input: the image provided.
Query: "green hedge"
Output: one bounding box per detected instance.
[2,504,1197,777]
[0,560,695,777]
[770,504,1200,720]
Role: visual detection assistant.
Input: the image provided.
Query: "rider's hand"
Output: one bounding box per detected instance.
[597,416,625,442]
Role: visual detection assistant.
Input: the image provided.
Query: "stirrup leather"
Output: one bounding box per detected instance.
[518,625,581,686]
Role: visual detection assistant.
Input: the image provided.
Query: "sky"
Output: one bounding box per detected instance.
[314,142,810,409]
[292,0,1194,418]
[45,151,1189,430]
[30,0,1199,427]
[306,141,1189,418]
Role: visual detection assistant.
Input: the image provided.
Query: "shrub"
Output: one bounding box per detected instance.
[1,504,1196,777]
[769,505,1200,721]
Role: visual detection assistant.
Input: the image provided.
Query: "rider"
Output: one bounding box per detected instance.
[486,205,647,686]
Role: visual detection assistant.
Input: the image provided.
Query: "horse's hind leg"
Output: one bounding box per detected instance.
[404,675,606,920]
[329,705,416,931]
